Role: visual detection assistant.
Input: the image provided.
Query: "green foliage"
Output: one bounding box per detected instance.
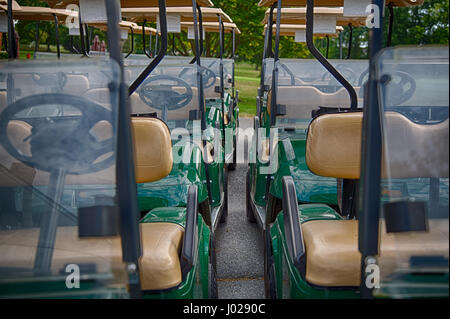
[212,0,266,65]
[9,0,450,62]
[382,0,449,46]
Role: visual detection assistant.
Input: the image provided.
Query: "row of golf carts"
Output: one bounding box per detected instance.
[246,0,448,299]
[0,0,240,298]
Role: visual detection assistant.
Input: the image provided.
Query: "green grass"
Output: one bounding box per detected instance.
[235,62,260,117]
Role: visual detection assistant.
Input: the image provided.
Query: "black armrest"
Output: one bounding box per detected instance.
[180,185,199,281]
[282,176,306,278]
[254,115,260,159]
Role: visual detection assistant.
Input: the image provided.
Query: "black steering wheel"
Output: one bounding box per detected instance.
[359,70,416,106]
[0,93,115,174]
[178,65,216,89]
[139,75,193,119]
[200,66,217,89]
[321,64,357,85]
[382,71,416,106]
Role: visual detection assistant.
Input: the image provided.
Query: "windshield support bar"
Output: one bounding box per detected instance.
[125,26,134,59]
[7,0,17,59]
[85,24,90,54]
[34,21,40,59]
[265,0,281,200]
[232,28,236,98]
[53,14,61,59]
[219,14,226,154]
[258,28,269,117]
[346,24,353,59]
[142,20,152,58]
[266,2,277,58]
[192,1,213,206]
[105,0,143,298]
[307,0,357,109]
[387,3,394,47]
[129,0,167,95]
[190,5,204,64]
[269,0,281,127]
[358,0,385,300]
[78,13,88,57]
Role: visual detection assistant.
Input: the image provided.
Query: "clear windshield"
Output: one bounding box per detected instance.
[375,46,449,298]
[0,59,128,298]
[124,56,222,96]
[265,58,368,130]
[129,62,201,132]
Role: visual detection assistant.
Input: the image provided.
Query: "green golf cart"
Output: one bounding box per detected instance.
[0,0,218,299]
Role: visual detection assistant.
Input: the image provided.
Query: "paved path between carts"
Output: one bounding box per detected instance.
[215,117,265,299]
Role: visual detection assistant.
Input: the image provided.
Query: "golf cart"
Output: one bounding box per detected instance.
[120,5,230,230]
[247,2,368,231]
[255,0,447,299]
[0,0,219,299]
[122,6,240,171]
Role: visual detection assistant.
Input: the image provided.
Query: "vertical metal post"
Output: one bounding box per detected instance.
[386,3,394,47]
[78,12,87,56]
[219,14,226,153]
[171,33,176,55]
[149,28,153,57]
[53,14,61,59]
[105,0,142,299]
[154,33,159,56]
[269,0,281,127]
[258,28,269,117]
[265,0,282,201]
[7,0,17,59]
[358,0,384,300]
[346,24,353,59]
[34,21,40,59]
[142,20,152,58]
[326,35,329,59]
[339,30,343,59]
[232,28,236,99]
[84,24,90,54]
[192,0,213,206]
[266,3,277,59]
[125,27,134,59]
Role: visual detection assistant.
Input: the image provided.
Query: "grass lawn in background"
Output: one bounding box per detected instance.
[235,62,259,117]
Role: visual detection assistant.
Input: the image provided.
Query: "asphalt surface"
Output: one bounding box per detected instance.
[215,117,265,299]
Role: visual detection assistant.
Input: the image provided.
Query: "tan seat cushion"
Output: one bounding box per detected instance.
[302,219,449,287]
[0,222,184,291]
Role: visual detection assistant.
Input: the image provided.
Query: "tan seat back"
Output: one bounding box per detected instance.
[306,112,449,179]
[268,86,362,120]
[64,74,90,95]
[131,117,173,183]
